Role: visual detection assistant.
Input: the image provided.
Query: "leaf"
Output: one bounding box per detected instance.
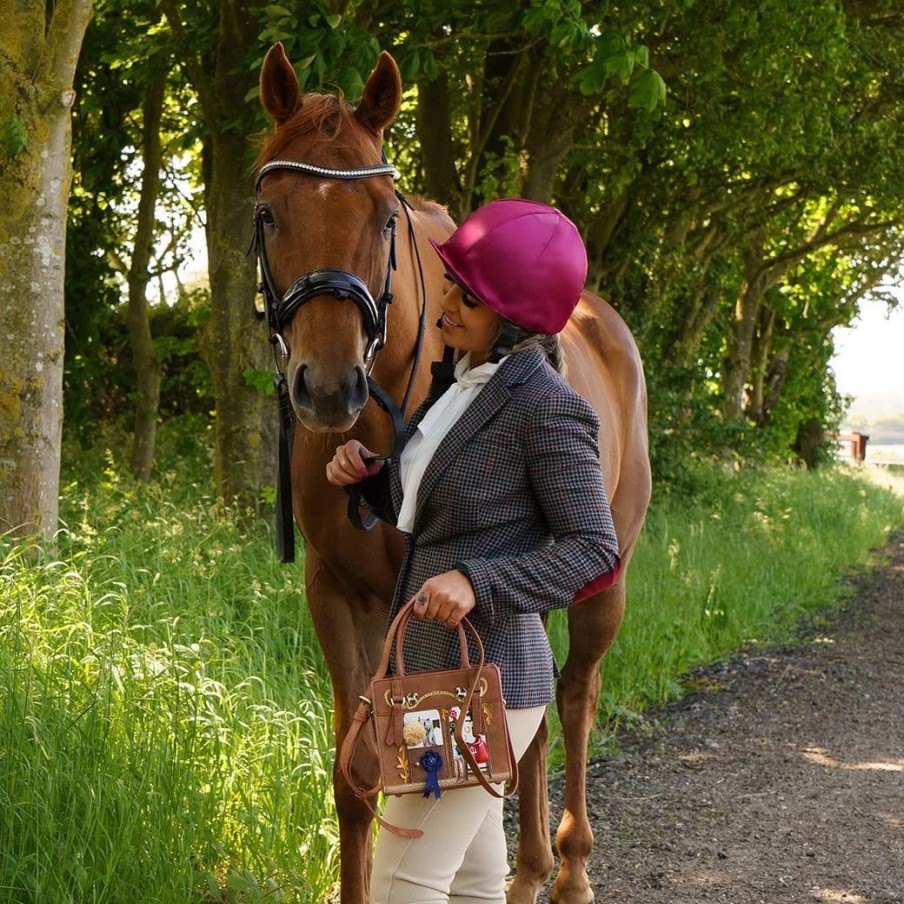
[2,114,28,156]
[598,30,626,60]
[325,13,342,29]
[550,23,576,48]
[575,59,607,96]
[628,68,667,112]
[598,30,633,83]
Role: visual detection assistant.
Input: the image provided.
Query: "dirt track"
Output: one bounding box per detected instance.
[527,529,904,904]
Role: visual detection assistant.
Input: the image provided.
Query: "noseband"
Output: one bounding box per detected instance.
[252,159,401,374]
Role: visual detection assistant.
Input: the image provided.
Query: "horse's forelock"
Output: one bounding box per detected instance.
[254,92,361,173]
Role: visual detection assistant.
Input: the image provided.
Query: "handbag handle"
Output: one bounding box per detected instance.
[368,600,478,680]
[394,601,481,676]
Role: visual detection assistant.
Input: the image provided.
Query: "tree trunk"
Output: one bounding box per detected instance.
[162,0,276,511]
[415,72,460,210]
[0,0,93,542]
[205,127,274,510]
[747,303,776,426]
[127,72,166,481]
[522,90,575,204]
[721,233,768,419]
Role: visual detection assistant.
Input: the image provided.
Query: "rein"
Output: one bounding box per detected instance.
[251,157,428,558]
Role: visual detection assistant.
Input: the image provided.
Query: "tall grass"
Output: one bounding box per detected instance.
[1,439,337,903]
[547,464,904,761]
[1,427,902,901]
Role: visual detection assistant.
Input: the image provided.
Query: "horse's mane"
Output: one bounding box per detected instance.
[254,92,357,171]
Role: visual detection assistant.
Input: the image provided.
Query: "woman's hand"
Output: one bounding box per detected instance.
[325,440,384,486]
[409,570,477,630]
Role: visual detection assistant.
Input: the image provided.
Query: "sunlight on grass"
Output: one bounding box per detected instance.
[0,471,338,903]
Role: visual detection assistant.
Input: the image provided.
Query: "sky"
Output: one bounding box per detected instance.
[831,294,904,417]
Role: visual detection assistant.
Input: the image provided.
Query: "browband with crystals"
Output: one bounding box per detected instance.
[256,159,400,190]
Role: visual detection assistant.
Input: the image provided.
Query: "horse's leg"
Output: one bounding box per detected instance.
[550,582,625,904]
[306,551,386,904]
[506,713,554,904]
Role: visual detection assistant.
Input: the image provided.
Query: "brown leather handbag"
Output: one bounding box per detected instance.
[339,600,518,837]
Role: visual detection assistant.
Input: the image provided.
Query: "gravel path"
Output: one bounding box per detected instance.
[528,529,904,904]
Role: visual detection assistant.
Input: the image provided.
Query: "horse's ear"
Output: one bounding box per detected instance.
[354,52,401,134]
[260,42,301,124]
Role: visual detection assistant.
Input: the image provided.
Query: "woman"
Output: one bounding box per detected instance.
[326,199,620,904]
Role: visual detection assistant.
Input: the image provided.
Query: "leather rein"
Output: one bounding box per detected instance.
[251,157,429,559]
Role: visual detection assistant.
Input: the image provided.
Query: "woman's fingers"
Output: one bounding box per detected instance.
[325,440,382,485]
[409,571,477,628]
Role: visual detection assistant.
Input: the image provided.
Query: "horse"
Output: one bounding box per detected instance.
[254,42,651,904]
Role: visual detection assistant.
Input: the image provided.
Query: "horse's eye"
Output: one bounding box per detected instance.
[256,204,276,228]
[384,212,399,235]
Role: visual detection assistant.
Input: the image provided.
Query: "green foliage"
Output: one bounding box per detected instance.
[65,0,207,446]
[248,2,381,98]
[64,293,214,447]
[64,0,904,490]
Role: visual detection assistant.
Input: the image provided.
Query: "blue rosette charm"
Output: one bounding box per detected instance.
[419,750,443,799]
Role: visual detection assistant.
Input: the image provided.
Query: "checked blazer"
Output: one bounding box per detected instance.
[360,346,620,708]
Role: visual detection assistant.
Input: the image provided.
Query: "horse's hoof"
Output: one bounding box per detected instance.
[549,873,594,904]
[506,876,542,904]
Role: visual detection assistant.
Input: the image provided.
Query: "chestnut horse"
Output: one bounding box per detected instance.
[254,43,651,904]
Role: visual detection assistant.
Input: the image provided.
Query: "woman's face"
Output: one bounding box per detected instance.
[438,276,500,367]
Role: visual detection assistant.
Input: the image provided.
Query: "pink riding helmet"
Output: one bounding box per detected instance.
[429,199,588,335]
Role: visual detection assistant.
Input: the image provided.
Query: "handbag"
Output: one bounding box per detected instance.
[339,600,518,838]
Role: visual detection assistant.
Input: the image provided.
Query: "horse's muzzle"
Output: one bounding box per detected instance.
[291,361,369,430]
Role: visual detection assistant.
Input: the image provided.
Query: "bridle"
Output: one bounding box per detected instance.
[253,158,401,375]
[251,156,429,556]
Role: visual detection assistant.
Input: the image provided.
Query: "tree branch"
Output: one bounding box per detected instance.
[757,218,900,282]
[45,0,93,90]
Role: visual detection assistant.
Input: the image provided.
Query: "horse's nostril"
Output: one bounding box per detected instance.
[292,364,312,411]
[350,364,368,411]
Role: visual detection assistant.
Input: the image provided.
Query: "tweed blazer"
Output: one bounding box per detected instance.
[359,346,619,708]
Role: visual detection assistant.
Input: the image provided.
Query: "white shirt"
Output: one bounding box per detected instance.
[396,353,506,533]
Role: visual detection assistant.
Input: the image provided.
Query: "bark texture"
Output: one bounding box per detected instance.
[127,72,165,481]
[0,0,93,541]
[161,0,275,511]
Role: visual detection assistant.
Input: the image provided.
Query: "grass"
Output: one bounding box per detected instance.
[1,437,338,903]
[1,426,902,902]
[546,462,904,763]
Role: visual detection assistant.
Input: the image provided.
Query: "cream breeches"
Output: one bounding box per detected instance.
[370,705,546,904]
